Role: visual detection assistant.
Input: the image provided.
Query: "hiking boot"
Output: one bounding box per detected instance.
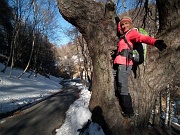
[120,94,134,114]
[121,112,135,118]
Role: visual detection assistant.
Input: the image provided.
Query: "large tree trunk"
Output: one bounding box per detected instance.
[57,0,180,134]
[156,0,180,33]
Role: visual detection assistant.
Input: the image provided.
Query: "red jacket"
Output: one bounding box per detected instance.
[114,28,156,65]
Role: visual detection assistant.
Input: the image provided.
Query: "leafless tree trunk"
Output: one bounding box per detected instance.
[9,35,16,77]
[57,0,180,134]
[17,0,37,78]
[28,33,41,78]
[9,15,21,77]
[2,8,19,77]
[2,0,28,76]
[17,32,35,78]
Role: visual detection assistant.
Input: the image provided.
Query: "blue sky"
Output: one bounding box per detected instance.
[57,18,73,46]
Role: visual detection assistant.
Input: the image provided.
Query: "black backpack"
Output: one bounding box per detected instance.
[123,28,148,78]
[126,41,144,79]
[123,36,144,65]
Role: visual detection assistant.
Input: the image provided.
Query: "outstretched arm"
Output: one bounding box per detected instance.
[129,30,167,51]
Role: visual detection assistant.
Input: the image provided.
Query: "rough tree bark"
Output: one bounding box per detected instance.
[57,0,180,134]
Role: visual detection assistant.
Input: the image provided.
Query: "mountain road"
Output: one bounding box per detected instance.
[0,81,81,135]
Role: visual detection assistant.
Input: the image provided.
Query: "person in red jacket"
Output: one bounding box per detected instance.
[114,16,167,118]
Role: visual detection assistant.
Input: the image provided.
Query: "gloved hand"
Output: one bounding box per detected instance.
[154,40,167,51]
[115,16,120,24]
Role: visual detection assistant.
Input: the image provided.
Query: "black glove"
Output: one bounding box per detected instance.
[115,16,120,24]
[154,40,167,51]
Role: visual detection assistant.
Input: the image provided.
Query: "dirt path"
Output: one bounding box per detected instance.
[0,82,81,135]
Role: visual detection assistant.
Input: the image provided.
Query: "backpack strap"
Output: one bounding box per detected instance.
[123,36,133,50]
[124,35,138,78]
[123,28,138,50]
[121,36,133,69]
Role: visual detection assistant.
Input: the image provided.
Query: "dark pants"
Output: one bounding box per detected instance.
[114,65,134,114]
[117,65,131,95]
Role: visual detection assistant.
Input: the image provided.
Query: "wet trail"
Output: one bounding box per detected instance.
[0,82,81,135]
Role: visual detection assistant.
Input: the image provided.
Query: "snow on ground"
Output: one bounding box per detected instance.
[0,63,63,114]
[55,81,104,135]
[0,63,104,135]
